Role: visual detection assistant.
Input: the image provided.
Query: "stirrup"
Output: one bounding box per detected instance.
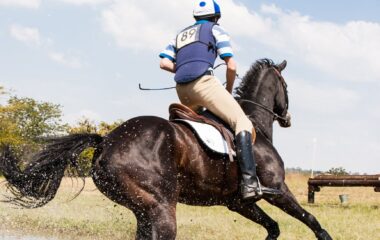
[241,177,263,200]
[260,186,282,195]
[257,177,282,195]
[245,177,282,197]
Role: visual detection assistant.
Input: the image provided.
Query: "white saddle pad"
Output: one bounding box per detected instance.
[175,119,235,156]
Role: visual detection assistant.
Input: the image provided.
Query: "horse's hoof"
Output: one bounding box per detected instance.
[265,223,280,240]
[317,229,333,240]
[265,236,277,240]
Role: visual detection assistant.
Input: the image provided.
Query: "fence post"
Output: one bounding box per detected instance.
[308,185,315,204]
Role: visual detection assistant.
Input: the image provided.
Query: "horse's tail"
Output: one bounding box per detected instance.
[0,134,103,208]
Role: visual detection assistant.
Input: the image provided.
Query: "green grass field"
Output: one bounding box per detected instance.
[0,174,379,240]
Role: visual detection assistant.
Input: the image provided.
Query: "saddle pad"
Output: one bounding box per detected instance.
[174,119,234,156]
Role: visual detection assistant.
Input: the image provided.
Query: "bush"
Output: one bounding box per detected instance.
[326,167,349,176]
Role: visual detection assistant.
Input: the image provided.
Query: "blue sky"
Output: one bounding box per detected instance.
[245,0,380,23]
[0,0,379,174]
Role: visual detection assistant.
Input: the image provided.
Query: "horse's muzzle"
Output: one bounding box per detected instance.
[278,112,291,128]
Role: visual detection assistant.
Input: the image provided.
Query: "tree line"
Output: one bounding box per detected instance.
[0,86,122,176]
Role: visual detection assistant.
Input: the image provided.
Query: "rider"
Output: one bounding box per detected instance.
[159,0,276,200]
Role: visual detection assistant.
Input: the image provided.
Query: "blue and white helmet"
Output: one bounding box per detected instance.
[193,0,221,20]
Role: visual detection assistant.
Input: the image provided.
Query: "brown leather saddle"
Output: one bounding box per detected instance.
[169,103,236,161]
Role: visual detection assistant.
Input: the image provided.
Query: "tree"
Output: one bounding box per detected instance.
[7,96,66,139]
[0,86,5,95]
[326,167,349,176]
[0,88,22,146]
[0,93,67,172]
[0,96,66,146]
[0,85,123,177]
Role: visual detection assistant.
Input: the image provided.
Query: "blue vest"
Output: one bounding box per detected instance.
[174,22,217,83]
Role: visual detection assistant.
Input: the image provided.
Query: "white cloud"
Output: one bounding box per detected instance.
[101,0,193,51]
[100,1,380,83]
[290,78,359,115]
[9,23,84,69]
[0,0,40,8]
[48,51,83,69]
[225,3,380,83]
[9,24,41,46]
[255,5,380,82]
[57,0,111,6]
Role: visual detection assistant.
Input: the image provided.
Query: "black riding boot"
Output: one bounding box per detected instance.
[236,131,280,200]
[236,131,261,200]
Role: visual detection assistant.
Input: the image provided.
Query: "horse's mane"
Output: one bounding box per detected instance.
[235,58,277,99]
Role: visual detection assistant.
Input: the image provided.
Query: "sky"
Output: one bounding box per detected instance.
[0,0,379,174]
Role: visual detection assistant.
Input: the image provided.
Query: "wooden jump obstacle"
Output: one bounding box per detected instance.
[307,174,380,203]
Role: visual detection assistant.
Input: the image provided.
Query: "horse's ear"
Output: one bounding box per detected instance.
[278,60,287,72]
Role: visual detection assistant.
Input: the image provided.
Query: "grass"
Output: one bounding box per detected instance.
[0,174,379,240]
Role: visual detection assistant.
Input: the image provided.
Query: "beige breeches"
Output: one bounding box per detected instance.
[176,75,253,135]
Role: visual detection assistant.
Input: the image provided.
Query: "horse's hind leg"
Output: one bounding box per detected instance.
[134,204,176,240]
[228,202,280,240]
[266,184,332,240]
[135,210,152,240]
[151,204,177,240]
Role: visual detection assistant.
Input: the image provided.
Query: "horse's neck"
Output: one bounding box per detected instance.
[249,107,274,142]
[244,83,276,142]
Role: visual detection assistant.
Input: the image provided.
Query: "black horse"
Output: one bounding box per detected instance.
[0,59,332,240]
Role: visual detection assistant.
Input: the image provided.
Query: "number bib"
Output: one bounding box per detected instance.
[176,25,201,50]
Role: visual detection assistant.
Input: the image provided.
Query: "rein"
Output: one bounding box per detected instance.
[237,98,288,122]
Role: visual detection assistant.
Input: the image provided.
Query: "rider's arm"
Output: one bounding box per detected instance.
[213,25,235,93]
[159,38,177,74]
[224,57,237,94]
[160,58,176,73]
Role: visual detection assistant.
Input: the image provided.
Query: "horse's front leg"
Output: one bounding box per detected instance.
[228,201,280,240]
[265,184,332,240]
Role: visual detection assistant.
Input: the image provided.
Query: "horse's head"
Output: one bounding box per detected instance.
[272,60,291,128]
[235,59,291,130]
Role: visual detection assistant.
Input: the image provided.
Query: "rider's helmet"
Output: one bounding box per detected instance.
[193,0,221,21]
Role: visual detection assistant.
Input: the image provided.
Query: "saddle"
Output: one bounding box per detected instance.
[169,103,236,162]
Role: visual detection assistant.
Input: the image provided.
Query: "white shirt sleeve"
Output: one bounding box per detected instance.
[212,25,234,59]
[159,38,177,62]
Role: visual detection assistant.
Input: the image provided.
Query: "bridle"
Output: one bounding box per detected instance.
[273,67,289,120]
[237,67,289,122]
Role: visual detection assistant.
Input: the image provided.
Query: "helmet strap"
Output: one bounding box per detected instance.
[195,16,220,23]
